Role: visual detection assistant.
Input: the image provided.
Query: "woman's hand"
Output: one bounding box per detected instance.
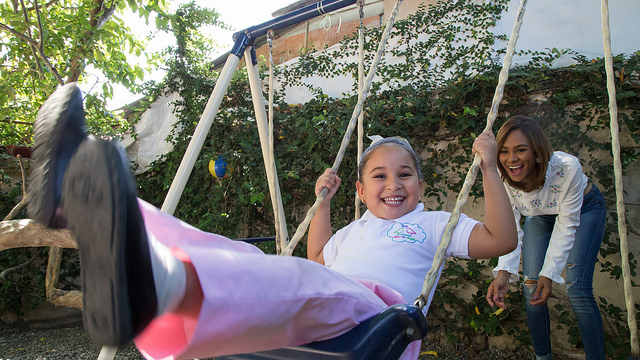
[486,270,511,309]
[529,276,553,306]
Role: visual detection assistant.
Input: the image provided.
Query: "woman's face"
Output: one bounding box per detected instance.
[499,129,538,187]
[356,144,423,220]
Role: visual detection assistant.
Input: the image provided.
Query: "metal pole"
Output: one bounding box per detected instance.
[245,47,289,252]
[161,53,242,215]
[233,0,356,41]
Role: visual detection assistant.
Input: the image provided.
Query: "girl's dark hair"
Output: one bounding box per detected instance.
[496,115,553,191]
[358,137,423,181]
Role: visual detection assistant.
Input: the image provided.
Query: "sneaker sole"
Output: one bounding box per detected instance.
[28,83,87,228]
[61,139,156,346]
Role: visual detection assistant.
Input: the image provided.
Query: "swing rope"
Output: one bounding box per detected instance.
[266,30,287,253]
[415,0,528,309]
[355,0,366,220]
[600,0,638,355]
[282,0,404,256]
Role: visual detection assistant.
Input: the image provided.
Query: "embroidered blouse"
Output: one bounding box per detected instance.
[493,151,589,284]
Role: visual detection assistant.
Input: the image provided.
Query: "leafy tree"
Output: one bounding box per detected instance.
[0,0,228,317]
[0,0,227,145]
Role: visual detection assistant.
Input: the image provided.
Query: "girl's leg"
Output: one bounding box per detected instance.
[565,186,606,360]
[136,242,389,359]
[522,215,555,360]
[125,196,392,359]
[57,143,389,359]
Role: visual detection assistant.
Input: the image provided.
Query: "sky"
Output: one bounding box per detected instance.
[101,0,296,109]
[203,1,296,57]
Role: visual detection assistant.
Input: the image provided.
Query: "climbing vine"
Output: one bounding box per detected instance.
[0,0,638,358]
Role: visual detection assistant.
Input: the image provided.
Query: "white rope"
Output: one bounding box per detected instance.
[355,0,366,220]
[415,0,528,308]
[266,30,287,253]
[600,0,638,355]
[282,0,404,256]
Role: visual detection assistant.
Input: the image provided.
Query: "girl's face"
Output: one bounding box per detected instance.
[356,144,423,220]
[499,129,537,187]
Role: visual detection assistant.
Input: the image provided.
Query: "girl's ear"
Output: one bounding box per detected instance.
[356,180,365,203]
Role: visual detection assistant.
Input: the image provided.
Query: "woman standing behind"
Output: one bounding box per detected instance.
[485,115,607,360]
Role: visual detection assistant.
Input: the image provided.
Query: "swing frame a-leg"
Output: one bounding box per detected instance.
[160,0,358,221]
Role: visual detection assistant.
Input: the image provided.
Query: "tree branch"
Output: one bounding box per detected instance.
[93,0,117,30]
[0,252,38,281]
[1,119,34,126]
[67,0,115,82]
[0,21,63,84]
[3,155,29,221]
[20,0,44,76]
[0,219,77,251]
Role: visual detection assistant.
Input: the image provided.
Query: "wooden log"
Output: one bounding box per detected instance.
[0,219,76,251]
[1,219,83,309]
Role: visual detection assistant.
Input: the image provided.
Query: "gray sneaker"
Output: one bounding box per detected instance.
[28,83,87,228]
[61,138,158,346]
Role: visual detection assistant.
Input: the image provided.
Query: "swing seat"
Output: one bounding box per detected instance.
[217,304,428,360]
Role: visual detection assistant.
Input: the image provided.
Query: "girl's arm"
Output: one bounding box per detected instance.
[307,168,341,264]
[467,131,518,258]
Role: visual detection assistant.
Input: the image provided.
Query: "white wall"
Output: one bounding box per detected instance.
[280,0,640,104]
[495,0,639,66]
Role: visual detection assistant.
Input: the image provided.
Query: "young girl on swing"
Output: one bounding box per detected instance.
[28,83,517,359]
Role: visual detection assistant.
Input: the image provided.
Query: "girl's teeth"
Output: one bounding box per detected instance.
[384,197,403,204]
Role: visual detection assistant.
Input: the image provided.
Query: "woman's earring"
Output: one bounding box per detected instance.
[536,158,541,163]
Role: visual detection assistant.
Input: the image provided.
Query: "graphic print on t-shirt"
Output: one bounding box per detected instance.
[386,223,427,244]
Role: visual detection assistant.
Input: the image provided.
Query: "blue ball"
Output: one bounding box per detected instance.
[209,156,232,179]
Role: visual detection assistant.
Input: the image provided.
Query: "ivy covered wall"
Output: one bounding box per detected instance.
[0,0,637,358]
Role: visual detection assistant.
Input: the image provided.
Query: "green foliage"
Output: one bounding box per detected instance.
[0,248,47,316]
[0,0,228,315]
[0,0,201,145]
[0,0,638,357]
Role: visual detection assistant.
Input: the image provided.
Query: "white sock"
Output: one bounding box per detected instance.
[147,231,187,315]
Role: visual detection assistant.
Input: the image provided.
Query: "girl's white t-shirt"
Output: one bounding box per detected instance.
[323,203,478,311]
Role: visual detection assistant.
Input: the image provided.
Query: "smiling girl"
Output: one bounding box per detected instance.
[485,115,607,360]
[309,135,517,309]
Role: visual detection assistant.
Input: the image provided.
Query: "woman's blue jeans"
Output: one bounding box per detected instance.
[522,185,606,360]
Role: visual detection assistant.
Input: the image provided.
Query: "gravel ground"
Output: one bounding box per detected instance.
[0,302,530,360]
[0,321,529,360]
[0,322,144,360]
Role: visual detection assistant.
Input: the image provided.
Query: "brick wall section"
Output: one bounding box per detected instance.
[254,16,382,65]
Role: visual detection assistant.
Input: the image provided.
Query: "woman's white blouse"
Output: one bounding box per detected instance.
[493,151,589,284]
